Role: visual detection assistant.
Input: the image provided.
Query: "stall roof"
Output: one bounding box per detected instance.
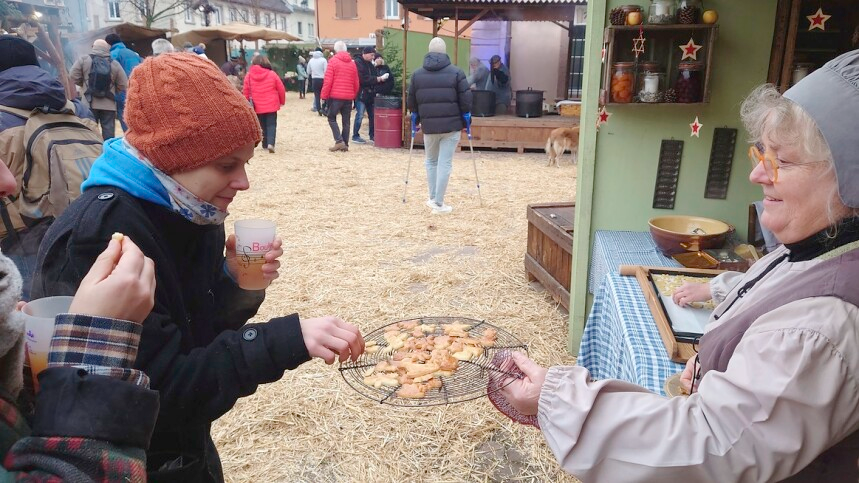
[170,22,301,46]
[67,22,174,58]
[398,0,585,22]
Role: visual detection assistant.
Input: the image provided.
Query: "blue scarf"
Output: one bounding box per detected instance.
[81,138,228,225]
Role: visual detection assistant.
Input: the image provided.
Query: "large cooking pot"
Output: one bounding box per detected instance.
[472,90,496,117]
[516,88,544,118]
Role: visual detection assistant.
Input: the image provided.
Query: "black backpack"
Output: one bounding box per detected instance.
[86,55,114,101]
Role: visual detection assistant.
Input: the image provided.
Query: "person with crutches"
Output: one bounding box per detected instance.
[406,37,472,214]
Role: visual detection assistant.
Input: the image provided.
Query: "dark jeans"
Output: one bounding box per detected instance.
[91,108,116,140]
[257,112,277,147]
[352,100,375,140]
[298,78,306,97]
[327,99,352,144]
[312,78,324,111]
[116,93,127,131]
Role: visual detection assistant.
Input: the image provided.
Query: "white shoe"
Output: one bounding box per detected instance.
[425,199,439,209]
[432,204,453,214]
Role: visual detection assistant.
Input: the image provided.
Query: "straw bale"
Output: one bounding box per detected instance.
[213,97,581,482]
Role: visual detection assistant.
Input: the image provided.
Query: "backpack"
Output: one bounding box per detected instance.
[0,102,102,255]
[86,55,114,101]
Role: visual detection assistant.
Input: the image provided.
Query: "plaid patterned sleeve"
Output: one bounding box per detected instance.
[48,315,149,388]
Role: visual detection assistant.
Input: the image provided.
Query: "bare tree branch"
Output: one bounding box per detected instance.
[125,0,192,28]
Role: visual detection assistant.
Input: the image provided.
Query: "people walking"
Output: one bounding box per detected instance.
[243,54,285,153]
[69,39,127,140]
[307,48,327,114]
[104,33,140,133]
[407,37,472,214]
[321,41,359,152]
[296,55,308,99]
[353,46,388,144]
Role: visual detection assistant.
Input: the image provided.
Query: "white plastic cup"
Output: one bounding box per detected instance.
[234,219,277,290]
[22,295,74,391]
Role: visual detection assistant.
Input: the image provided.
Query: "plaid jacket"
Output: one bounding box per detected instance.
[2,315,158,481]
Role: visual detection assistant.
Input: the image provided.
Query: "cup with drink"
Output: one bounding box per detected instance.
[21,295,74,392]
[233,219,277,290]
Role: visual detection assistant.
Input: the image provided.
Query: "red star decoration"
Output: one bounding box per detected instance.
[679,38,702,61]
[596,106,611,130]
[807,7,831,31]
[690,116,702,137]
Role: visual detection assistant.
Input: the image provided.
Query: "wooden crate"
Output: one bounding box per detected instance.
[414,115,579,154]
[525,202,575,310]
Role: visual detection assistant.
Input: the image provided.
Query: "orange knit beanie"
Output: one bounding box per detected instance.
[124,52,261,174]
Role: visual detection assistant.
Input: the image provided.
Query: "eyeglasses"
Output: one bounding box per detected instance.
[748,143,779,183]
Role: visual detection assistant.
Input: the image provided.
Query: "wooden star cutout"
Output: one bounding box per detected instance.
[679,38,702,61]
[807,7,831,31]
[596,106,611,130]
[690,116,702,137]
[632,31,646,59]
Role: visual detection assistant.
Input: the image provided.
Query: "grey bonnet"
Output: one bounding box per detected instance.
[783,49,859,208]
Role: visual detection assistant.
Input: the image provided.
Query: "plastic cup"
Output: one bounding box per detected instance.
[22,296,74,391]
[234,219,276,290]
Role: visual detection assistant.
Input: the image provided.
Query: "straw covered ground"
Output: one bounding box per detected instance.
[214,96,581,482]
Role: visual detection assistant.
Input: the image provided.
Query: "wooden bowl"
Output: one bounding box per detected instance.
[648,215,731,255]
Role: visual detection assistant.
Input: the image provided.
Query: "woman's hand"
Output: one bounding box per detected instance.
[679,355,699,394]
[225,235,284,283]
[498,352,548,416]
[672,282,712,307]
[299,316,365,364]
[68,237,156,324]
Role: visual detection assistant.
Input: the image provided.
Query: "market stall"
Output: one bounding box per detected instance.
[170,22,301,66]
[67,23,174,59]
[397,0,584,150]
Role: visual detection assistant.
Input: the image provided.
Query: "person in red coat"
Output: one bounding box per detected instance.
[320,41,360,152]
[243,55,285,153]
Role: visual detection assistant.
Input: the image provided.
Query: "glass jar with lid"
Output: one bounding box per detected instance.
[791,62,815,85]
[639,72,666,103]
[648,0,676,24]
[677,0,702,24]
[675,61,703,103]
[610,62,635,103]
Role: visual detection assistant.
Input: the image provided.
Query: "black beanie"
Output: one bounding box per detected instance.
[0,35,39,73]
[105,33,122,45]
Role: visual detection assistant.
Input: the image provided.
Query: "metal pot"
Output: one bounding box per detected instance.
[516,88,544,118]
[472,90,496,117]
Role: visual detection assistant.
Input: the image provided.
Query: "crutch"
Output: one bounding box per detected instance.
[402,112,419,203]
[463,112,483,206]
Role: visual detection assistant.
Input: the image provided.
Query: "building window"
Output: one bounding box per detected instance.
[213,6,221,24]
[308,23,313,37]
[335,0,357,19]
[107,0,121,19]
[242,9,248,22]
[229,7,236,22]
[297,21,302,35]
[264,13,271,27]
[280,16,287,31]
[184,7,194,23]
[384,0,398,19]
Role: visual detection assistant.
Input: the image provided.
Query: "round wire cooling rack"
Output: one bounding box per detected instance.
[339,316,528,407]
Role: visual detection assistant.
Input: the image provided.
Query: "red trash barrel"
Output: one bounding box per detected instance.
[374,107,403,148]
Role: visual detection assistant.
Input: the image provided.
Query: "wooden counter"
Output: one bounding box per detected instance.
[414,115,579,153]
[525,202,575,310]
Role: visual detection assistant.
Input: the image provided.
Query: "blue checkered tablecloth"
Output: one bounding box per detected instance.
[588,230,679,294]
[579,273,685,396]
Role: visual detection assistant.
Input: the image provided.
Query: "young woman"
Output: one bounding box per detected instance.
[242,54,285,153]
[32,52,364,482]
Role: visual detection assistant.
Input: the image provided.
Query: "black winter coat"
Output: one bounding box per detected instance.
[32,187,311,483]
[407,52,472,134]
[355,57,378,104]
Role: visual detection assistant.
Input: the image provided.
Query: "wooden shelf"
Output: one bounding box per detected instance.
[606,102,708,106]
[607,24,718,31]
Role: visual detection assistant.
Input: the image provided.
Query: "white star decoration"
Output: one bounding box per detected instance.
[679,38,703,61]
[690,116,702,137]
[632,30,646,59]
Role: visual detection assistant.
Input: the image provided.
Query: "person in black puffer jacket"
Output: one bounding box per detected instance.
[407,37,472,215]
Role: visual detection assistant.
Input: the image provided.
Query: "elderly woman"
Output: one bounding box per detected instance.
[497,49,859,482]
[466,56,489,90]
[31,53,364,482]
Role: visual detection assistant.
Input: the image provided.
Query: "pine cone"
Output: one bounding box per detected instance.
[664,88,678,103]
[610,8,626,25]
[678,6,699,24]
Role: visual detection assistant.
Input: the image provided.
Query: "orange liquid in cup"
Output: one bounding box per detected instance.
[236,254,269,290]
[25,346,49,392]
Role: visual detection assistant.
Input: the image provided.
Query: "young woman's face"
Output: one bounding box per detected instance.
[171,143,255,211]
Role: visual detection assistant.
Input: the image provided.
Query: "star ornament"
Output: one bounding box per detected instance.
[690,116,702,137]
[632,30,646,59]
[807,7,831,31]
[596,106,611,130]
[679,38,702,61]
